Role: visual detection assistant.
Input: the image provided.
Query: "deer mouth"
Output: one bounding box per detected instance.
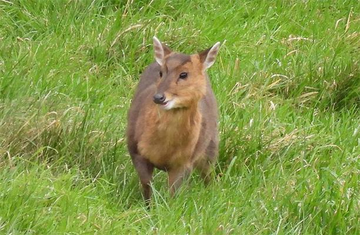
[161,101,168,106]
[160,99,175,110]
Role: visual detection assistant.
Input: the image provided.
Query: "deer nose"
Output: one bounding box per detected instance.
[153,93,166,104]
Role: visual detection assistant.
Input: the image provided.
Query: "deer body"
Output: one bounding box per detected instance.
[127,37,220,204]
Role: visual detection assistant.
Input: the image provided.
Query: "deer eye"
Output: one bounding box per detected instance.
[159,71,163,77]
[179,72,188,79]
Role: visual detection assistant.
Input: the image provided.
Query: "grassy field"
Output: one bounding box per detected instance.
[0,0,359,234]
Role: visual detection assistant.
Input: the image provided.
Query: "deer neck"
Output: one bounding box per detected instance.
[156,102,200,129]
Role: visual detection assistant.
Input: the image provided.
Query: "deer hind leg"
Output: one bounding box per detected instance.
[196,140,218,185]
[168,166,192,197]
[130,153,154,206]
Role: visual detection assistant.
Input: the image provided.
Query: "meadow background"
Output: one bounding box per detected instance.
[0,0,359,234]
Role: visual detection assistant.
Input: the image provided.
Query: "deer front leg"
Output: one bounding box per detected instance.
[131,154,154,207]
[168,166,192,196]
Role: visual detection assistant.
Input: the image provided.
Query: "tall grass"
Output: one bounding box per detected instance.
[0,0,359,234]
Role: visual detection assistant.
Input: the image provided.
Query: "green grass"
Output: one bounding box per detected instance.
[0,0,359,234]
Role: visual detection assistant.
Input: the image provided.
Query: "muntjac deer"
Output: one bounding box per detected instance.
[127,37,220,205]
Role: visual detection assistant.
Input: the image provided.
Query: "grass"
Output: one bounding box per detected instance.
[0,0,359,234]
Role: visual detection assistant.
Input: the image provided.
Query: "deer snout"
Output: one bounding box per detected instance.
[153,93,166,104]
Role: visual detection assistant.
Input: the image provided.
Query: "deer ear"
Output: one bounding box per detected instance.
[199,42,220,69]
[153,36,172,66]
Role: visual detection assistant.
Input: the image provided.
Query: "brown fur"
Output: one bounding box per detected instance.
[127,43,219,205]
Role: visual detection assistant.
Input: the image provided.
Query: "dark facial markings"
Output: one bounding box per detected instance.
[157,53,192,88]
[165,54,191,69]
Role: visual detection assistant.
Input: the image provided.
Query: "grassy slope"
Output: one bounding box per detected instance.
[0,0,359,234]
